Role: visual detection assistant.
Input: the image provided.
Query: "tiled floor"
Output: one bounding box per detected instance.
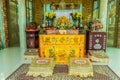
[106,47,120,77]
[0,47,25,79]
[0,47,120,79]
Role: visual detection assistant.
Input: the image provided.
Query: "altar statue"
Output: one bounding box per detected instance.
[56,16,70,29]
[92,19,103,31]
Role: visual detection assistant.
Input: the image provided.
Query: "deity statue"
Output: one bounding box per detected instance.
[92,19,103,31]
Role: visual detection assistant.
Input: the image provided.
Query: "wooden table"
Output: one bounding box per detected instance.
[86,30,107,54]
[26,29,39,48]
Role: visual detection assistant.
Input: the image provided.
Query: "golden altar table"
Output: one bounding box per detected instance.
[39,34,85,64]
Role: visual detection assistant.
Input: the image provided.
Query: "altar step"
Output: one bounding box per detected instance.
[24,49,38,63]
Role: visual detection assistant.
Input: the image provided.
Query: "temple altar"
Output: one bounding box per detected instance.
[39,34,85,64]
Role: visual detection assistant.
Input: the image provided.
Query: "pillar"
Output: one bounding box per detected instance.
[1,0,8,48]
[34,0,44,25]
[18,0,27,50]
[99,0,108,31]
[83,0,93,23]
[0,0,4,49]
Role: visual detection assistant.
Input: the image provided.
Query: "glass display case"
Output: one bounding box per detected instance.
[107,0,117,47]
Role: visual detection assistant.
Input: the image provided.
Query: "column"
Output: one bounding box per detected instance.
[99,0,108,31]
[1,0,8,48]
[83,0,93,23]
[0,0,4,49]
[18,0,26,50]
[34,0,43,25]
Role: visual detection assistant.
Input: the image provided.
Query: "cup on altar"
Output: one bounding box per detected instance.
[42,24,46,28]
[59,30,67,34]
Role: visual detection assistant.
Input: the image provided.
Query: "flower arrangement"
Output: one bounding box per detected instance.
[45,12,56,27]
[70,12,82,21]
[70,12,82,27]
[45,12,56,20]
[56,16,70,29]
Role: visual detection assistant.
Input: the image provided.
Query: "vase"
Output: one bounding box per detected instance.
[50,19,54,27]
[46,20,50,29]
[78,18,81,29]
[48,20,50,27]
[73,20,77,28]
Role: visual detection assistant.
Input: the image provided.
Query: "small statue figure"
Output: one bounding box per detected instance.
[84,23,88,30]
[78,22,83,30]
[26,22,37,30]
[92,19,103,31]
